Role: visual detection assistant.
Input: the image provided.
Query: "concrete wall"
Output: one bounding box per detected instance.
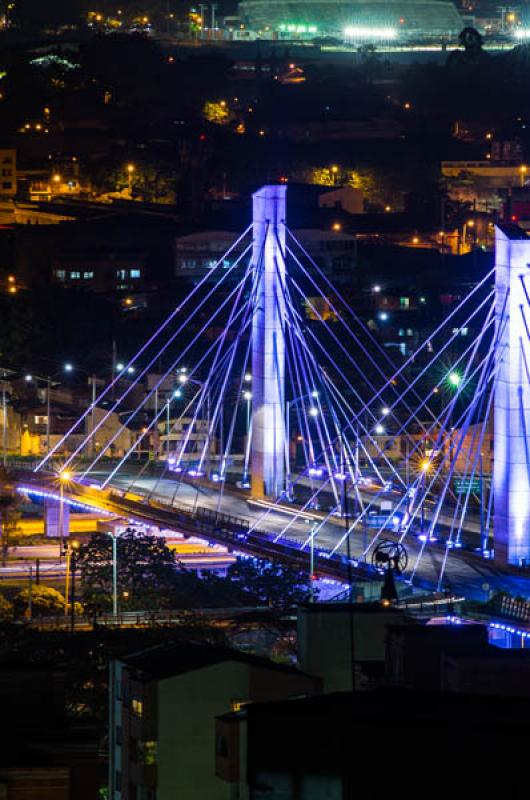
[157,661,316,800]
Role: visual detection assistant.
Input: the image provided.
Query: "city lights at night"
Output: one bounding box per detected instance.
[0,2,530,797]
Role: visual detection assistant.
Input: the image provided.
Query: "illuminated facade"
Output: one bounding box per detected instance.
[494,225,530,565]
[237,0,464,41]
[251,185,287,499]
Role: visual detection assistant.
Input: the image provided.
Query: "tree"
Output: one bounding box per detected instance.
[0,593,13,621]
[76,529,176,611]
[13,586,71,617]
[226,557,314,608]
[0,470,20,566]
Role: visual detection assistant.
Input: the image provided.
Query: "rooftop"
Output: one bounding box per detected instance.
[121,640,313,682]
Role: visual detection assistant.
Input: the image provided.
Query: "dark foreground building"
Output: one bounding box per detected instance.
[216,689,530,798]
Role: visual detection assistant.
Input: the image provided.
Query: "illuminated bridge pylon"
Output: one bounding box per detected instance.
[493,225,530,566]
[250,185,287,500]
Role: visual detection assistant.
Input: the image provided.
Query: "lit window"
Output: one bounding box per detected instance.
[460,327,469,336]
[34,415,48,425]
[116,269,127,280]
[55,270,65,280]
[231,699,249,712]
[399,296,410,309]
[130,269,141,278]
[140,741,157,765]
[70,271,81,279]
[83,271,94,279]
[131,698,143,717]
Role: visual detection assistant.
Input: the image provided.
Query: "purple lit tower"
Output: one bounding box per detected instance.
[251,185,287,499]
[494,225,530,565]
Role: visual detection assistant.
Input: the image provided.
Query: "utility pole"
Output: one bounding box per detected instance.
[211,3,218,38]
[199,4,207,39]
[1,381,7,467]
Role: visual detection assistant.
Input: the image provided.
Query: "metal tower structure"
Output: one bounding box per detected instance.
[250,185,287,499]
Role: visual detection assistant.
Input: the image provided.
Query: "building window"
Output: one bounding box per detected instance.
[2,182,12,190]
[116,269,127,280]
[83,271,94,280]
[130,269,141,278]
[2,169,11,176]
[55,270,65,280]
[69,271,81,279]
[3,157,12,164]
[34,415,48,425]
[140,740,157,765]
[231,699,248,712]
[131,698,143,717]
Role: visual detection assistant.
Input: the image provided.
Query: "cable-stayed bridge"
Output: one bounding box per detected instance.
[15,187,530,599]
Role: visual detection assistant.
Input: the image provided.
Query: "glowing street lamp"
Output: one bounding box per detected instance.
[126,162,135,194]
[58,470,72,557]
[418,459,432,535]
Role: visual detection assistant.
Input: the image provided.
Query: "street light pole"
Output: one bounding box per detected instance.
[70,548,77,632]
[1,382,7,467]
[309,522,316,602]
[112,533,117,617]
[46,376,51,455]
[90,376,96,458]
[105,532,119,618]
[166,398,170,457]
[59,480,64,557]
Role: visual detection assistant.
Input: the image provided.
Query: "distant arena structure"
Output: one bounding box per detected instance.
[236,0,464,42]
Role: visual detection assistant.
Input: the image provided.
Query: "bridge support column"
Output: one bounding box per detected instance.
[494,225,530,565]
[251,185,287,499]
[44,497,70,540]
